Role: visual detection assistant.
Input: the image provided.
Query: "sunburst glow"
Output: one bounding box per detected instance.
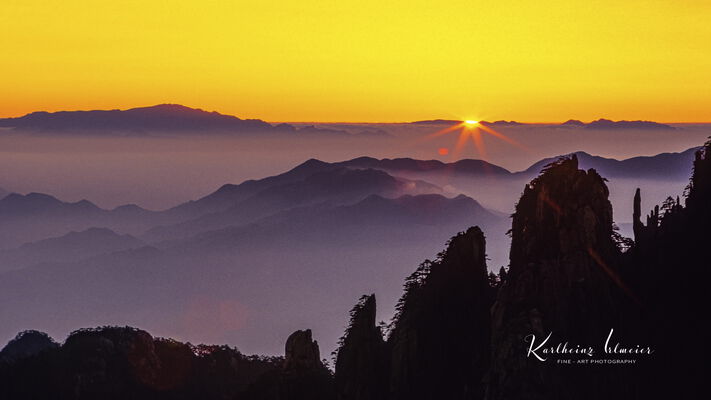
[427,119,527,160]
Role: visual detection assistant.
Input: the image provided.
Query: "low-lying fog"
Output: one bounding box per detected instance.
[1,123,707,210]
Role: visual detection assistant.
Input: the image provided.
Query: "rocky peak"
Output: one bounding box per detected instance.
[337,295,381,350]
[386,226,492,400]
[0,330,58,364]
[488,156,627,400]
[284,329,321,372]
[335,294,387,400]
[686,141,711,213]
[277,329,335,400]
[633,188,643,241]
[63,327,161,388]
[509,155,617,268]
[333,227,493,400]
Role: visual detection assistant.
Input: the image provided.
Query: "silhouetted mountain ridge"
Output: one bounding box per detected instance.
[0,193,155,250]
[0,331,58,365]
[0,147,694,251]
[145,167,444,242]
[0,104,270,133]
[0,227,145,271]
[161,192,504,254]
[520,147,699,180]
[161,158,336,220]
[584,118,674,130]
[336,156,511,175]
[332,150,695,181]
[0,104,383,137]
[0,192,103,217]
[409,118,674,129]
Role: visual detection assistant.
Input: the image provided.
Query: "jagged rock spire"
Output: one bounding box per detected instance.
[633,188,643,242]
[387,226,492,400]
[335,294,387,400]
[488,157,627,400]
[284,329,321,372]
[334,227,494,400]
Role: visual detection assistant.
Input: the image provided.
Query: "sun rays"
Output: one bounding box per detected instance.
[425,120,527,160]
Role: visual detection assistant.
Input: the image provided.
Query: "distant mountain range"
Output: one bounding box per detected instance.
[411,118,675,130]
[0,104,385,137]
[323,149,697,219]
[0,193,155,250]
[0,192,106,218]
[0,192,507,356]
[144,166,444,242]
[334,147,698,181]
[0,146,697,248]
[0,104,268,133]
[520,148,699,180]
[581,118,674,130]
[0,187,8,200]
[0,105,677,134]
[0,227,144,272]
[164,192,504,255]
[137,147,698,244]
[335,156,512,175]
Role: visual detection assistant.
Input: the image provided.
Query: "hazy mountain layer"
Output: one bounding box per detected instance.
[145,167,443,242]
[0,227,144,272]
[0,193,154,250]
[0,190,506,355]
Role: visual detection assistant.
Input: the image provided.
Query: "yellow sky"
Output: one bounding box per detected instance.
[2,0,710,122]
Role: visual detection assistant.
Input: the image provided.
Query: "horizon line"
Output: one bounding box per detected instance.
[2,104,710,125]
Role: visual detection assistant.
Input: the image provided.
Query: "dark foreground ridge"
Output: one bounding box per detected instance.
[2,139,709,399]
[0,326,333,400]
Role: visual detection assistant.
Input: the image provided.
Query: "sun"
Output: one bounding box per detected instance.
[424,117,527,160]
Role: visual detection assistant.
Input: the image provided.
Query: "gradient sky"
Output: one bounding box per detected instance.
[2,0,710,122]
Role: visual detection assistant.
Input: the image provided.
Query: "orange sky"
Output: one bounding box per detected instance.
[2,0,710,122]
